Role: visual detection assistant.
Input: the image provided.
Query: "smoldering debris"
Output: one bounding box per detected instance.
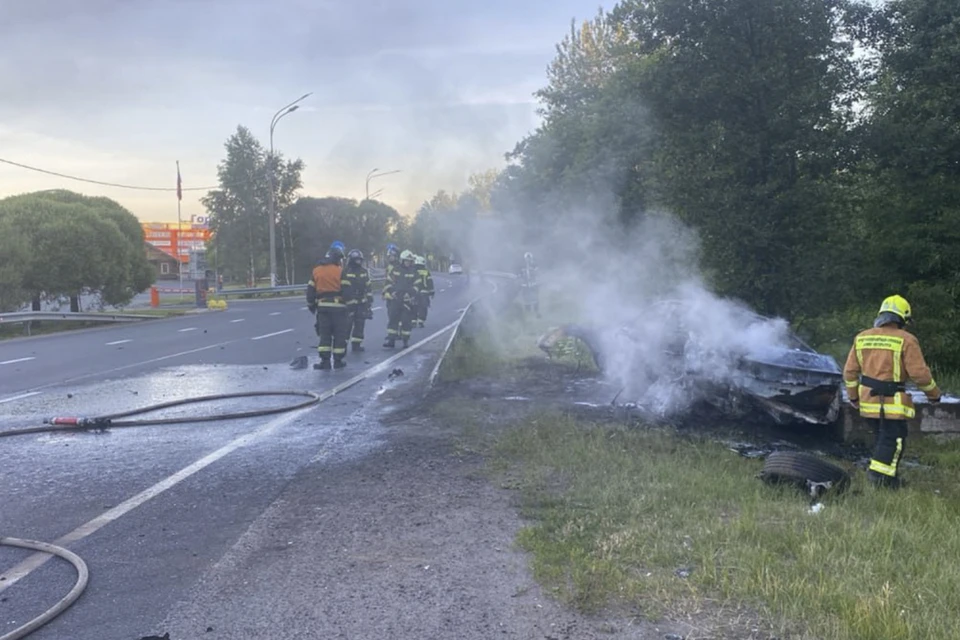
[538,294,844,426]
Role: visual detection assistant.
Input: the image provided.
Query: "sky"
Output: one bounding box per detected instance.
[0,0,605,222]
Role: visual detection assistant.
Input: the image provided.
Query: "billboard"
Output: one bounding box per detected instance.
[142,222,213,264]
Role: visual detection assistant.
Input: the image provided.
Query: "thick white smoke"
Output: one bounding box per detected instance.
[460,203,794,417]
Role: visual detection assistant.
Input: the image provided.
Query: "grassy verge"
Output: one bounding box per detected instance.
[487,411,960,640]
[0,309,187,340]
[437,291,597,383]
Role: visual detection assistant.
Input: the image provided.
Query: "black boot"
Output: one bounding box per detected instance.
[333,359,346,370]
[402,338,410,349]
[314,359,332,371]
[352,342,365,353]
[383,337,396,348]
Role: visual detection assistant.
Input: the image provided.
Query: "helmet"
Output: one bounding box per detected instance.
[347,249,363,263]
[878,295,912,323]
[400,249,415,262]
[387,243,399,256]
[524,252,534,262]
[328,240,345,260]
[415,255,426,266]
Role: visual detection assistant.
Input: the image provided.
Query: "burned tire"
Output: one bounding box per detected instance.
[760,451,850,495]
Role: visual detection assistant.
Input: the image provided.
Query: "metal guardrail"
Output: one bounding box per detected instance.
[0,311,155,326]
[210,271,388,298]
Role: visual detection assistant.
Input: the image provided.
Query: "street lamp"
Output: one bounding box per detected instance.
[268,92,312,287]
[365,168,402,200]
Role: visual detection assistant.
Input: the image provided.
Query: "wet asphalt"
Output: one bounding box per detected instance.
[0,274,476,640]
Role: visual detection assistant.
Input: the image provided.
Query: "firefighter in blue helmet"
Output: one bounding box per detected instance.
[342,249,373,352]
[306,242,350,370]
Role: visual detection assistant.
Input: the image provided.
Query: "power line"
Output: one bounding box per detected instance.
[0,157,258,193]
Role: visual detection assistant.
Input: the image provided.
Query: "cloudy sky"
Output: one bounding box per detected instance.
[0,0,604,222]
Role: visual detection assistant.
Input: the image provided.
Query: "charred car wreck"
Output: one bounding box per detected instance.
[538,302,844,427]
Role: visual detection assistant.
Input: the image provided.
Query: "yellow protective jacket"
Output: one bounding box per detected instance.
[843,324,941,419]
[417,266,434,296]
[383,261,399,300]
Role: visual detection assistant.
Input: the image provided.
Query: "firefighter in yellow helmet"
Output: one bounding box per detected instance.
[843,295,941,488]
[382,250,421,349]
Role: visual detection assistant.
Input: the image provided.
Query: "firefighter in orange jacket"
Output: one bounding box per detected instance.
[843,295,942,488]
[306,241,351,370]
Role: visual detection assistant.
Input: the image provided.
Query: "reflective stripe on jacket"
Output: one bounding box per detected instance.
[842,324,940,419]
[342,266,372,306]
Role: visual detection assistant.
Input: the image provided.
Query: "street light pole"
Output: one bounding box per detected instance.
[365,169,402,201]
[268,92,312,287]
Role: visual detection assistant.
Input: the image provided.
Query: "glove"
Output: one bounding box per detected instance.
[849,399,860,410]
[931,395,942,404]
[365,307,374,320]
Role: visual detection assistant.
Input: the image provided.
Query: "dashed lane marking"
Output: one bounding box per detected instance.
[0,357,35,365]
[0,391,41,405]
[250,329,294,341]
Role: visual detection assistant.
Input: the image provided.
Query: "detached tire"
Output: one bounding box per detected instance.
[760,451,850,495]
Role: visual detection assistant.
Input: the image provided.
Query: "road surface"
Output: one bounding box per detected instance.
[0,274,477,640]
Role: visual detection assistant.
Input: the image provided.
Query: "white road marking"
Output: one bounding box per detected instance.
[0,391,41,405]
[300,306,309,311]
[0,319,460,593]
[0,357,34,365]
[269,312,282,316]
[230,318,245,323]
[251,329,293,341]
[0,408,310,593]
[178,327,198,333]
[15,340,246,397]
[371,306,383,311]
[106,339,132,346]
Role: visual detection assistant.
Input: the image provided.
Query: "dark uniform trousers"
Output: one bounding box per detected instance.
[315,296,350,363]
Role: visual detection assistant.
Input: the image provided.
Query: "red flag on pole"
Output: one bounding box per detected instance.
[176,161,182,201]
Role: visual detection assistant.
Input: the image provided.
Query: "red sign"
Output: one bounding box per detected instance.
[142,222,212,263]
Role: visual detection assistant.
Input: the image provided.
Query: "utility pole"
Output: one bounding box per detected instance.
[268,92,312,287]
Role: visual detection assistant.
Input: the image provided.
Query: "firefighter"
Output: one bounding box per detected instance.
[306,241,350,370]
[383,243,401,336]
[343,249,373,352]
[519,251,540,318]
[414,254,434,328]
[382,250,420,349]
[843,295,942,488]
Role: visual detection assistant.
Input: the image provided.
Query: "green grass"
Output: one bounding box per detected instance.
[437,291,599,382]
[488,412,960,640]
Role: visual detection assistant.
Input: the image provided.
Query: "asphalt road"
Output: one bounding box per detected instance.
[0,275,470,402]
[0,273,478,640]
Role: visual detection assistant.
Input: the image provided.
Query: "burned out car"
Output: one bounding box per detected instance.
[538,299,844,426]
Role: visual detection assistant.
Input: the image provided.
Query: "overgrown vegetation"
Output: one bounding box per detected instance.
[487,413,960,640]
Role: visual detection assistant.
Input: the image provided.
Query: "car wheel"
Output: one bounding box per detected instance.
[759,451,850,496]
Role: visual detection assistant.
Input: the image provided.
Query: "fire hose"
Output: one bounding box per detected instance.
[0,390,321,640]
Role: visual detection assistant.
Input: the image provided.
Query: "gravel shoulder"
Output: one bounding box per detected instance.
[157,359,686,640]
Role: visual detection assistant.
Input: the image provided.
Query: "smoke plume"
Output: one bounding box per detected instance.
[462,201,795,417]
